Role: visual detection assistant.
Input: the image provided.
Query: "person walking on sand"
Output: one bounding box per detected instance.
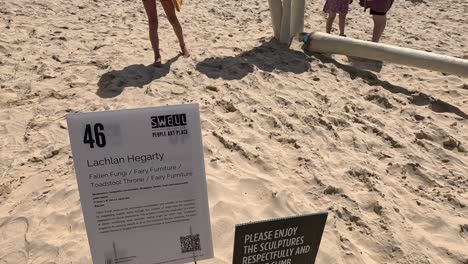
[323,0,353,37]
[359,0,394,42]
[142,0,189,67]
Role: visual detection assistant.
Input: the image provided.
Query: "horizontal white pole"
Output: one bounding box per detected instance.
[302,32,468,77]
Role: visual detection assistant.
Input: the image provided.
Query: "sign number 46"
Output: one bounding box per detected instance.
[83,123,106,148]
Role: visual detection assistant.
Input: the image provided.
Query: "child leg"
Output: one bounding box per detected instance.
[326,13,337,33]
[338,13,347,36]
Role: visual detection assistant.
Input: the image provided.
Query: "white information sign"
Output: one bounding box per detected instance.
[67,104,213,264]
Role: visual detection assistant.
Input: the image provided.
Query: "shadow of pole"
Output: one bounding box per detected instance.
[97,55,181,98]
[346,56,383,73]
[309,52,468,119]
[196,39,312,80]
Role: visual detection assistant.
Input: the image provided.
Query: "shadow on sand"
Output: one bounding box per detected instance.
[308,52,468,119]
[196,39,311,80]
[347,56,383,73]
[97,55,180,98]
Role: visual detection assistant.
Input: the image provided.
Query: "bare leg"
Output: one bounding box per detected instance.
[142,0,161,66]
[372,14,387,42]
[326,13,336,34]
[160,0,190,57]
[338,13,346,36]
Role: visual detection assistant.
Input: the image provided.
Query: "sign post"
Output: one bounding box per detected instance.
[232,213,328,264]
[67,104,213,264]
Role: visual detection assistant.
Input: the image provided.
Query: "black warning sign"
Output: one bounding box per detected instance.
[232,213,328,264]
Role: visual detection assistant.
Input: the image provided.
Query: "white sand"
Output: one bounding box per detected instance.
[1,0,467,263]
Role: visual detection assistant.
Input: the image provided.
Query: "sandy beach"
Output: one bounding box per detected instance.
[0,0,467,263]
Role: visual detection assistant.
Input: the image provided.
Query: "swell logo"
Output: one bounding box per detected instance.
[151,114,187,128]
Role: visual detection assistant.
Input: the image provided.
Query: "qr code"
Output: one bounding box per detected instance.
[180,234,201,253]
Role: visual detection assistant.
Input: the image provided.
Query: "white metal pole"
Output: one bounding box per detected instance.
[268,0,283,40]
[290,0,305,40]
[279,0,292,44]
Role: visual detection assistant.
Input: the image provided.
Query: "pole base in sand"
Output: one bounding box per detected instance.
[269,0,305,44]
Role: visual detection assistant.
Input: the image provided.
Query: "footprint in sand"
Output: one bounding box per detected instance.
[0,217,29,264]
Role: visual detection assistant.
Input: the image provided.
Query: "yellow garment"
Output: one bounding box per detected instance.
[173,0,182,11]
